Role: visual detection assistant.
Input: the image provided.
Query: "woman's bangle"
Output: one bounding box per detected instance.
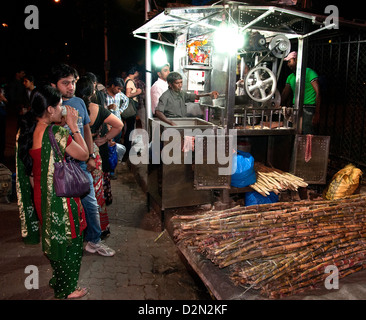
[72,130,80,135]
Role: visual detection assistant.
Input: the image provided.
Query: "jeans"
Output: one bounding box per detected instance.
[79,162,101,243]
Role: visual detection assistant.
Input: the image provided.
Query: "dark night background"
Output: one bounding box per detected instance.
[0,0,362,85]
[0,0,148,83]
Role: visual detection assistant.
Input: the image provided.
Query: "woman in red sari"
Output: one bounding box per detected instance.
[16,85,89,299]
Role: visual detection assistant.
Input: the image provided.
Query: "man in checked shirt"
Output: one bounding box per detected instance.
[103,77,128,143]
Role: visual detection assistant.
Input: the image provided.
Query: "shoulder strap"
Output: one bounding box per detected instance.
[125,79,136,87]
[48,125,63,161]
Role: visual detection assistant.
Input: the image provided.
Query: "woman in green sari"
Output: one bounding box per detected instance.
[16,85,90,299]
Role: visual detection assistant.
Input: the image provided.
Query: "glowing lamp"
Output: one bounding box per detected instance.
[214,24,244,53]
[153,46,168,68]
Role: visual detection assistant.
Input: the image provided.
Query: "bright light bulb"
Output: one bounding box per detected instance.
[153,47,168,68]
[214,25,244,53]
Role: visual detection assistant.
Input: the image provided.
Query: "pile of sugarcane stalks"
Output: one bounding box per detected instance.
[250,163,308,196]
[171,194,366,299]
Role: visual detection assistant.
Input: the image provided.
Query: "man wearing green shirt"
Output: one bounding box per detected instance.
[281,51,321,134]
[155,72,219,126]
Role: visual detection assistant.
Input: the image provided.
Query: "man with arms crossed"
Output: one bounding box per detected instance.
[151,63,170,115]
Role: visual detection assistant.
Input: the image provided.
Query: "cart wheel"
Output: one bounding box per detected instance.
[245,66,277,103]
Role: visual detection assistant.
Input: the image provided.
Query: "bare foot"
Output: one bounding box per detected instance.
[67,287,88,299]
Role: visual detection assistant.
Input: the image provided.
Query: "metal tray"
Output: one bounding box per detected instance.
[291,135,330,184]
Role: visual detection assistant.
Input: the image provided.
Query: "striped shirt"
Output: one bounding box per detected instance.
[103,89,129,121]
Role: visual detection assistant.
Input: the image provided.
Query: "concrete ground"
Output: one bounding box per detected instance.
[0,162,211,300]
[2,112,366,304]
[0,112,211,300]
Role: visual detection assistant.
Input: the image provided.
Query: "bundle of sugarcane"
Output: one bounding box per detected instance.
[250,163,308,196]
[171,194,366,298]
[228,237,366,298]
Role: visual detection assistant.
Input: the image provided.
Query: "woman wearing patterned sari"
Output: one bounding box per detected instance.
[16,85,90,299]
[75,77,123,238]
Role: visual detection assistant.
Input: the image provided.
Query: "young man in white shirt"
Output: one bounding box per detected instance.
[150,63,170,115]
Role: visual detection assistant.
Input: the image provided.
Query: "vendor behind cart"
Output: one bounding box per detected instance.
[281,51,321,134]
[155,72,219,126]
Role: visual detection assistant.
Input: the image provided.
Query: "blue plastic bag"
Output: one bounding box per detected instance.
[245,191,279,206]
[108,143,118,170]
[230,151,256,188]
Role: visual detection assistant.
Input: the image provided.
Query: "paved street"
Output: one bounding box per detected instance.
[2,113,366,303]
[0,160,211,300]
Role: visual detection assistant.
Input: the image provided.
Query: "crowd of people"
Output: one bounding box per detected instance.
[0,62,151,299]
[0,59,181,299]
[2,59,221,299]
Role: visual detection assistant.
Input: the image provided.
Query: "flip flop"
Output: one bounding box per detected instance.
[67,287,89,299]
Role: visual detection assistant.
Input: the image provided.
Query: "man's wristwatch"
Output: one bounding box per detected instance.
[89,153,96,160]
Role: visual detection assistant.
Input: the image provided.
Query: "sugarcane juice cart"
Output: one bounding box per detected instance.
[132,3,351,300]
[133,2,332,211]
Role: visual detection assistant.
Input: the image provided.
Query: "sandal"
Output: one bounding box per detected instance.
[67,287,88,299]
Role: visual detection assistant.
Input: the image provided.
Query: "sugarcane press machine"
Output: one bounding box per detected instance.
[133,2,333,211]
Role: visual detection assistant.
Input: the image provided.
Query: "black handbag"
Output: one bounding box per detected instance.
[48,125,90,198]
[121,98,137,119]
[121,79,138,119]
